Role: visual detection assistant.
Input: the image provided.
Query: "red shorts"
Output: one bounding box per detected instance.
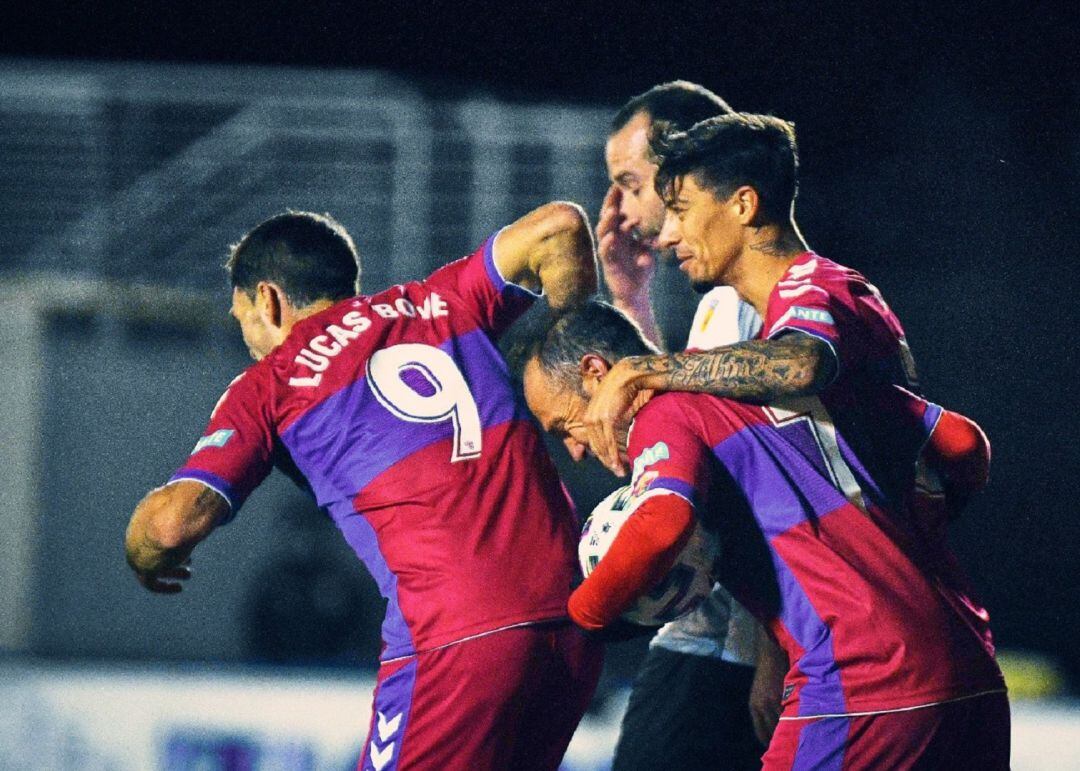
[762,691,1010,770]
[358,621,603,771]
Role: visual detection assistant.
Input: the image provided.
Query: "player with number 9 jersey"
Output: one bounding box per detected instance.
[159,205,603,771]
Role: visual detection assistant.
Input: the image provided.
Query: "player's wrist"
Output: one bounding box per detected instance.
[622,354,666,391]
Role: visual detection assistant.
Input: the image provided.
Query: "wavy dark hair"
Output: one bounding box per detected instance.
[652,112,799,223]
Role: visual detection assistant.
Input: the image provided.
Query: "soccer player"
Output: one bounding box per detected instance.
[573,112,1010,767]
[522,300,1008,769]
[124,204,604,771]
[597,81,781,769]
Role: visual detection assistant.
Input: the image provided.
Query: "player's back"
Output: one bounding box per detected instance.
[628,389,1003,718]
[260,243,579,660]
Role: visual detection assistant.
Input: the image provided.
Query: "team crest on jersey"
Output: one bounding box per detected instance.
[631,441,669,481]
[191,429,234,454]
[631,470,659,498]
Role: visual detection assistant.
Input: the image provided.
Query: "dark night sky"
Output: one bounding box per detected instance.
[4,1,1080,679]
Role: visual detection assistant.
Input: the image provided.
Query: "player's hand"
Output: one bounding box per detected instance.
[596,186,657,305]
[749,637,787,746]
[134,562,192,594]
[582,357,651,476]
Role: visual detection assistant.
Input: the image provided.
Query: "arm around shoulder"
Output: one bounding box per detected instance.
[492,201,598,311]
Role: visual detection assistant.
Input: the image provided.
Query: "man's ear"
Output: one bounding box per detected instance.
[733,185,761,225]
[580,353,612,392]
[255,281,286,329]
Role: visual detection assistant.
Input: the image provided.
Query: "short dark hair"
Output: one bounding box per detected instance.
[227,211,360,306]
[652,112,799,223]
[530,300,658,394]
[611,80,733,135]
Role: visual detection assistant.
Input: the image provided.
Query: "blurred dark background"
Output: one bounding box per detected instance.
[0,0,1076,690]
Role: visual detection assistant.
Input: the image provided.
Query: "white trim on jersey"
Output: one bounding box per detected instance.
[378,618,561,663]
[776,688,1008,721]
[632,486,695,509]
[164,475,235,523]
[777,284,830,301]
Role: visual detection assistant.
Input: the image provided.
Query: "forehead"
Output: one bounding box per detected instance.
[668,174,712,204]
[522,359,572,425]
[605,112,654,173]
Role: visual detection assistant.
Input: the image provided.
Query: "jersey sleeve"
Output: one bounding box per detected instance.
[169,370,275,521]
[763,258,854,375]
[568,494,695,631]
[569,396,713,631]
[626,395,712,510]
[423,231,539,339]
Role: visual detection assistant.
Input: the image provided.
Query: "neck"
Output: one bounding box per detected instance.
[725,220,809,318]
[277,298,337,344]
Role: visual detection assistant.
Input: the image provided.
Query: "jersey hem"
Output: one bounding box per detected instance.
[781,685,1008,720]
[379,617,569,663]
[377,609,571,662]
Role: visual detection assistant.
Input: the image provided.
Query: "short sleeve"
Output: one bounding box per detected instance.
[423,231,539,339]
[763,256,865,379]
[626,396,712,509]
[169,370,275,521]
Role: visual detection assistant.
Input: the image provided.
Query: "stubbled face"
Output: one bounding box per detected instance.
[522,358,593,462]
[605,111,667,250]
[657,175,743,292]
[230,287,275,361]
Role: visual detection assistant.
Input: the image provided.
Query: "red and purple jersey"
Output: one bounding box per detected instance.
[624,251,1002,716]
[171,236,580,661]
[762,252,930,513]
[626,392,1003,718]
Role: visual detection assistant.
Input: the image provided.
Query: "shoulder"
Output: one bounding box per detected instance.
[630,392,701,441]
[225,361,273,399]
[765,253,866,333]
[419,237,497,295]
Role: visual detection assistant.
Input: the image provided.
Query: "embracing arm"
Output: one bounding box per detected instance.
[615,333,835,401]
[584,333,836,474]
[124,480,229,593]
[492,201,598,311]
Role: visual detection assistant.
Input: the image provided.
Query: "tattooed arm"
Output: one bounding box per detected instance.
[124,480,229,593]
[619,333,835,401]
[583,333,836,474]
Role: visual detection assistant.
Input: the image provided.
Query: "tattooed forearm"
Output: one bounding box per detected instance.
[625,334,835,402]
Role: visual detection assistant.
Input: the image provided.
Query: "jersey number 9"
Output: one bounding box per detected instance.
[367,343,483,462]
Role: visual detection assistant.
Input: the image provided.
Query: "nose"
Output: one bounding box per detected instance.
[563,436,588,463]
[617,198,640,229]
[657,211,680,249]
